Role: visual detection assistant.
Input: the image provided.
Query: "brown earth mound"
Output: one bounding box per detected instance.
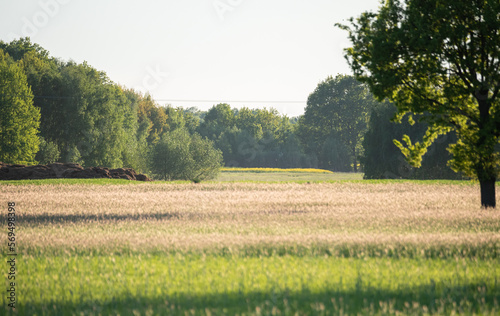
[0,162,151,181]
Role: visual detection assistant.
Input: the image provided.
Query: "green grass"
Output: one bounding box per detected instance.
[216,171,364,182]
[4,252,499,315]
[0,172,362,185]
[1,170,475,185]
[221,167,334,173]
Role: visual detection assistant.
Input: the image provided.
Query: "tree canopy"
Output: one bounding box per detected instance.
[0,38,224,180]
[198,104,314,168]
[0,37,463,182]
[362,101,461,180]
[0,49,40,164]
[339,0,500,207]
[296,75,374,172]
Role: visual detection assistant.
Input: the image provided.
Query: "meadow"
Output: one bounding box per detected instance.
[217,169,363,182]
[1,172,499,315]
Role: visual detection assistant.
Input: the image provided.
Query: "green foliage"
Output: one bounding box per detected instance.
[35,136,60,164]
[320,136,352,171]
[296,75,375,172]
[198,104,314,168]
[363,102,462,180]
[340,0,500,206]
[66,145,84,165]
[0,38,230,180]
[164,105,188,132]
[198,103,236,139]
[118,89,145,172]
[136,94,168,146]
[0,48,40,164]
[0,38,163,173]
[189,133,224,181]
[150,129,191,180]
[150,129,223,181]
[0,37,50,61]
[56,62,131,168]
[182,107,201,134]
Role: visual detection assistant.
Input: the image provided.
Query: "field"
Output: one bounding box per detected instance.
[1,172,499,315]
[217,169,363,182]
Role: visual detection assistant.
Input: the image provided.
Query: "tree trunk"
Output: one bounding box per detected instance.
[480,178,496,208]
[353,146,357,173]
[475,92,496,208]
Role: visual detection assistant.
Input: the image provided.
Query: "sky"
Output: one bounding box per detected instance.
[0,0,382,117]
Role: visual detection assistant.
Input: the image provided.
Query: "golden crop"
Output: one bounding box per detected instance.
[3,182,498,255]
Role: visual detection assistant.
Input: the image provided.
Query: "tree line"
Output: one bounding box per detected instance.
[0,38,459,180]
[0,38,223,181]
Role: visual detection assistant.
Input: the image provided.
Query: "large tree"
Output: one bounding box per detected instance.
[0,49,40,164]
[297,75,374,172]
[339,0,500,207]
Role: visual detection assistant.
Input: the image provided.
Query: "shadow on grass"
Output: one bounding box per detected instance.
[18,209,310,225]
[18,212,188,224]
[10,282,499,315]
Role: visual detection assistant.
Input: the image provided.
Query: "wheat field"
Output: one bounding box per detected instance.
[2,181,499,315]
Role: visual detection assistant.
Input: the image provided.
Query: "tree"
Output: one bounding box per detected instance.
[189,133,224,181]
[197,104,312,168]
[198,103,236,140]
[35,136,60,164]
[297,75,374,172]
[150,129,192,180]
[362,102,461,180]
[164,105,187,132]
[57,62,131,168]
[339,0,500,207]
[0,37,50,61]
[136,94,168,145]
[1,38,65,154]
[182,107,201,134]
[0,49,40,164]
[150,128,223,181]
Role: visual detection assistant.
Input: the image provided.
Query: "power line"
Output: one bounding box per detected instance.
[31,95,307,104]
[155,99,306,104]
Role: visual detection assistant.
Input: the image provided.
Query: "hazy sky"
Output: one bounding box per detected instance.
[0,0,381,117]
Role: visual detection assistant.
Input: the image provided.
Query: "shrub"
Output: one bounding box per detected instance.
[150,129,223,181]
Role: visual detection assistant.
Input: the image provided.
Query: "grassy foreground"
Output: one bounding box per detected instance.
[1,180,499,315]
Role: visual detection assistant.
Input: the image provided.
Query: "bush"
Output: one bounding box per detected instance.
[150,129,223,181]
